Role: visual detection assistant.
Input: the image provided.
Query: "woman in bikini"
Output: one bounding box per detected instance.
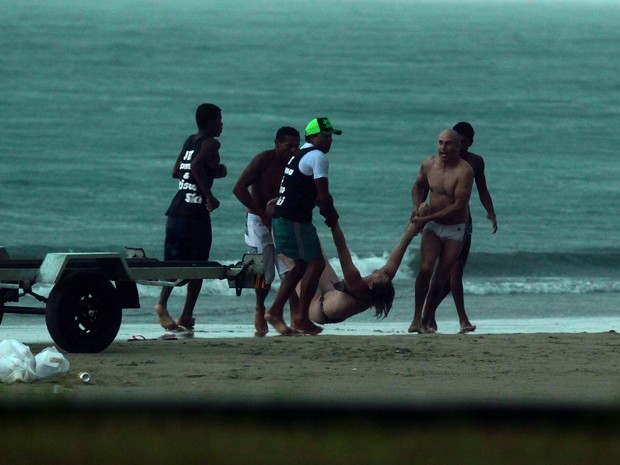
[308,212,425,325]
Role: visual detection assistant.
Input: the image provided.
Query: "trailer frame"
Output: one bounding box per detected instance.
[0,247,263,353]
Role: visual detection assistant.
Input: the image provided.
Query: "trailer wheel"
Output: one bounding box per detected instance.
[0,289,11,325]
[46,272,122,353]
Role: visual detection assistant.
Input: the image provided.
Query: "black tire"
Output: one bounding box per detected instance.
[0,289,10,325]
[46,272,122,353]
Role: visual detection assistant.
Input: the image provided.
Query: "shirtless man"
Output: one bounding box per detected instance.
[408,129,474,334]
[232,126,301,336]
[416,122,498,333]
[438,122,498,333]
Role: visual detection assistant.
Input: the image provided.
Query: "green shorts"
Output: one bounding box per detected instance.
[272,217,322,261]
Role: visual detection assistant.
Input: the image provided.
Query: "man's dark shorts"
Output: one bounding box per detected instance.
[272,217,322,261]
[459,221,473,264]
[164,215,212,261]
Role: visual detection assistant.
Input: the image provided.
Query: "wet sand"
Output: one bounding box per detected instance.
[3,332,619,406]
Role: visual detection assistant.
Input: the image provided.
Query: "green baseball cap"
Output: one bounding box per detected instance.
[305,117,342,136]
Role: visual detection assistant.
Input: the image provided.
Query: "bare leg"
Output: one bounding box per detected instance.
[409,269,432,333]
[419,282,444,334]
[273,265,303,334]
[265,260,307,335]
[420,240,464,333]
[291,257,325,335]
[155,286,178,330]
[254,285,270,337]
[287,289,300,330]
[409,232,441,333]
[450,262,476,333]
[177,279,201,329]
[430,270,452,331]
[294,249,332,326]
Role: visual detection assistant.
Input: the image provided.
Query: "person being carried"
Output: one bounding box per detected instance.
[408,129,474,334]
[155,103,227,334]
[265,117,342,336]
[232,126,302,337]
[308,216,425,326]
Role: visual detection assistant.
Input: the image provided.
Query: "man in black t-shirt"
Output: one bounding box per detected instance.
[265,117,341,336]
[154,103,227,334]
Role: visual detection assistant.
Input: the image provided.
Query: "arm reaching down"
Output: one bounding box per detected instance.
[380,221,422,279]
[315,177,339,229]
[330,223,363,287]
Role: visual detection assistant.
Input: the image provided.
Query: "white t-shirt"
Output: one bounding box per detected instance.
[298,143,329,179]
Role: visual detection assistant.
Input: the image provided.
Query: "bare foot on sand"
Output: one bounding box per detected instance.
[291,319,323,336]
[155,304,178,330]
[170,325,194,338]
[408,321,421,333]
[264,312,294,336]
[419,324,437,334]
[177,317,195,330]
[254,310,268,337]
[459,323,476,334]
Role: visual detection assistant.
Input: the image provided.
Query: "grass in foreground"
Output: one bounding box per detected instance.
[1,406,619,465]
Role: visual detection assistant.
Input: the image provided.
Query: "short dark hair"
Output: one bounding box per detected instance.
[195,103,221,129]
[370,281,395,319]
[275,126,300,142]
[453,121,475,141]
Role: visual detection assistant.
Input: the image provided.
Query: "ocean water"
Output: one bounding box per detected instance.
[1,0,619,340]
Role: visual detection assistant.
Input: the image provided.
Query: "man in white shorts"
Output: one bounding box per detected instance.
[408,129,474,334]
[421,221,467,242]
[233,126,301,336]
[244,212,289,287]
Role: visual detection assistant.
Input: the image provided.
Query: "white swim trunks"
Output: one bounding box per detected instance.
[422,221,467,242]
[245,213,289,284]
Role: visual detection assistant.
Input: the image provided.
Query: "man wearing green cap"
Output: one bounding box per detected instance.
[265,117,342,335]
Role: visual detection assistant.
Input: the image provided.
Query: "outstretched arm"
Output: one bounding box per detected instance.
[380,221,421,279]
[411,160,430,221]
[330,223,363,287]
[315,177,339,229]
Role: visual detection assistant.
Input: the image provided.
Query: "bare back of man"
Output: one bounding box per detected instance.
[408,129,474,334]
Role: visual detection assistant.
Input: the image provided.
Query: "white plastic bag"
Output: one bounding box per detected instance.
[0,357,29,383]
[0,339,37,383]
[34,346,70,380]
[0,340,69,383]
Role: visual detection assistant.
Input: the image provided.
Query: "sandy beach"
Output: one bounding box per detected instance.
[2,332,619,406]
[2,332,620,465]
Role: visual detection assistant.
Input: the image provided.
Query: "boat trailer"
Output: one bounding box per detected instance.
[0,247,264,353]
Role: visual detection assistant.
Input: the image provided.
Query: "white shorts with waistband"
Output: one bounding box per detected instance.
[245,213,289,284]
[422,221,467,242]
